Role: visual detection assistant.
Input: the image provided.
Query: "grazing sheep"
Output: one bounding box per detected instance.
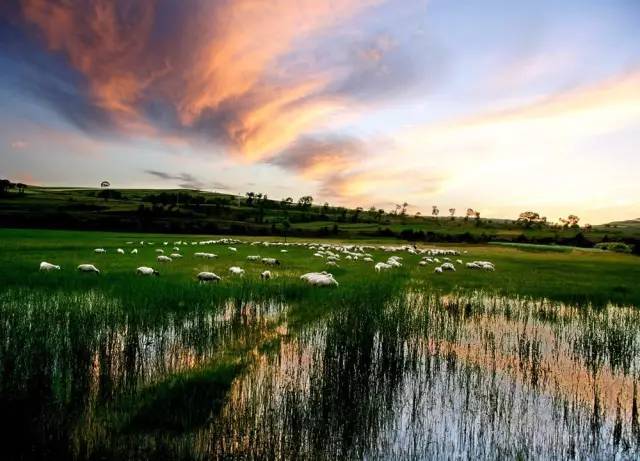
[418,261,427,266]
[466,262,481,269]
[326,261,338,267]
[375,262,393,272]
[247,255,261,261]
[136,266,159,276]
[157,255,172,262]
[39,261,60,271]
[195,252,217,259]
[131,248,138,254]
[228,247,237,252]
[300,271,338,287]
[261,258,281,266]
[260,270,272,280]
[456,259,463,265]
[169,253,183,258]
[116,248,125,254]
[229,266,245,276]
[280,249,288,253]
[173,247,180,252]
[94,248,106,254]
[434,266,443,273]
[77,264,100,274]
[363,257,374,262]
[197,272,221,283]
[155,249,164,254]
[441,262,456,271]
[467,260,495,271]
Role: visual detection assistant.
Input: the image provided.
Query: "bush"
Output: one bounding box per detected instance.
[594,242,632,253]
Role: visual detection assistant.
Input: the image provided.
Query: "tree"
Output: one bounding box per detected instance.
[322,202,330,213]
[281,218,291,242]
[352,207,363,222]
[474,210,481,220]
[16,183,27,194]
[449,208,455,220]
[245,192,255,206]
[0,179,13,194]
[298,195,313,208]
[517,211,545,226]
[401,202,408,216]
[100,180,110,188]
[377,209,385,222]
[465,208,476,221]
[559,214,580,228]
[432,205,440,219]
[415,211,422,218]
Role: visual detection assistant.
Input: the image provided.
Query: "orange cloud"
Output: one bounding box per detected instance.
[20,0,379,158]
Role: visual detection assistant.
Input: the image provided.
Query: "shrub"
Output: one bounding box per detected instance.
[595,242,632,253]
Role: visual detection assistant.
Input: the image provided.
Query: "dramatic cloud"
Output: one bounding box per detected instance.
[14,0,403,159]
[271,135,366,178]
[145,170,229,191]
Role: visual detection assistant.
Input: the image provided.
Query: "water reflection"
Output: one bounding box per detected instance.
[1,289,640,459]
[209,292,640,459]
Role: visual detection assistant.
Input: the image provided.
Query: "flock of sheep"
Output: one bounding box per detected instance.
[38,238,495,288]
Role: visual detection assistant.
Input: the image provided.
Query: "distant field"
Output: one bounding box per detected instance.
[1,186,638,248]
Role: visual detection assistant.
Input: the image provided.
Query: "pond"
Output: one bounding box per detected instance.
[1,289,639,459]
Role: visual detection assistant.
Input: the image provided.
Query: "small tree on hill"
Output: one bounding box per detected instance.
[449,208,455,220]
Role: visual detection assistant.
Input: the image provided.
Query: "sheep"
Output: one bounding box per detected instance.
[363,257,374,262]
[228,247,237,252]
[247,255,261,261]
[77,264,100,274]
[326,261,338,267]
[434,266,443,273]
[136,266,159,276]
[195,252,217,259]
[300,272,339,287]
[467,261,495,271]
[441,262,456,271]
[418,261,427,266]
[466,262,481,269]
[157,255,172,262]
[173,247,180,252]
[116,248,125,255]
[260,270,272,280]
[197,271,221,283]
[39,261,60,271]
[155,249,164,254]
[261,258,281,266]
[169,253,183,258]
[456,259,463,265]
[375,262,392,272]
[229,266,245,276]
[280,249,288,253]
[131,248,138,254]
[94,248,106,254]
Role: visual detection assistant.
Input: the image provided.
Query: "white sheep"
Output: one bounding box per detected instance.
[197,272,221,283]
[456,259,463,265]
[363,257,374,262]
[280,249,288,253]
[247,255,261,261]
[131,248,138,254]
[326,261,338,267]
[228,247,237,252]
[229,266,245,276]
[261,258,280,266]
[39,261,60,271]
[375,262,392,272]
[300,271,338,287]
[434,266,443,273]
[441,262,456,271]
[77,264,100,274]
[116,248,125,255]
[136,266,159,276]
[418,261,427,266]
[94,248,106,254]
[260,270,272,280]
[169,253,183,258]
[157,255,172,262]
[155,249,164,254]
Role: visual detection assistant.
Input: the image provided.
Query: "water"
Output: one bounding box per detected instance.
[1,289,639,459]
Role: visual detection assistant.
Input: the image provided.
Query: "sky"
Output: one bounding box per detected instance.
[0,0,639,224]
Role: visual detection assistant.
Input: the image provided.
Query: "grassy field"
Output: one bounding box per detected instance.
[1,228,638,307]
[1,227,640,459]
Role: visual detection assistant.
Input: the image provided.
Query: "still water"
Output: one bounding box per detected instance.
[1,289,639,459]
